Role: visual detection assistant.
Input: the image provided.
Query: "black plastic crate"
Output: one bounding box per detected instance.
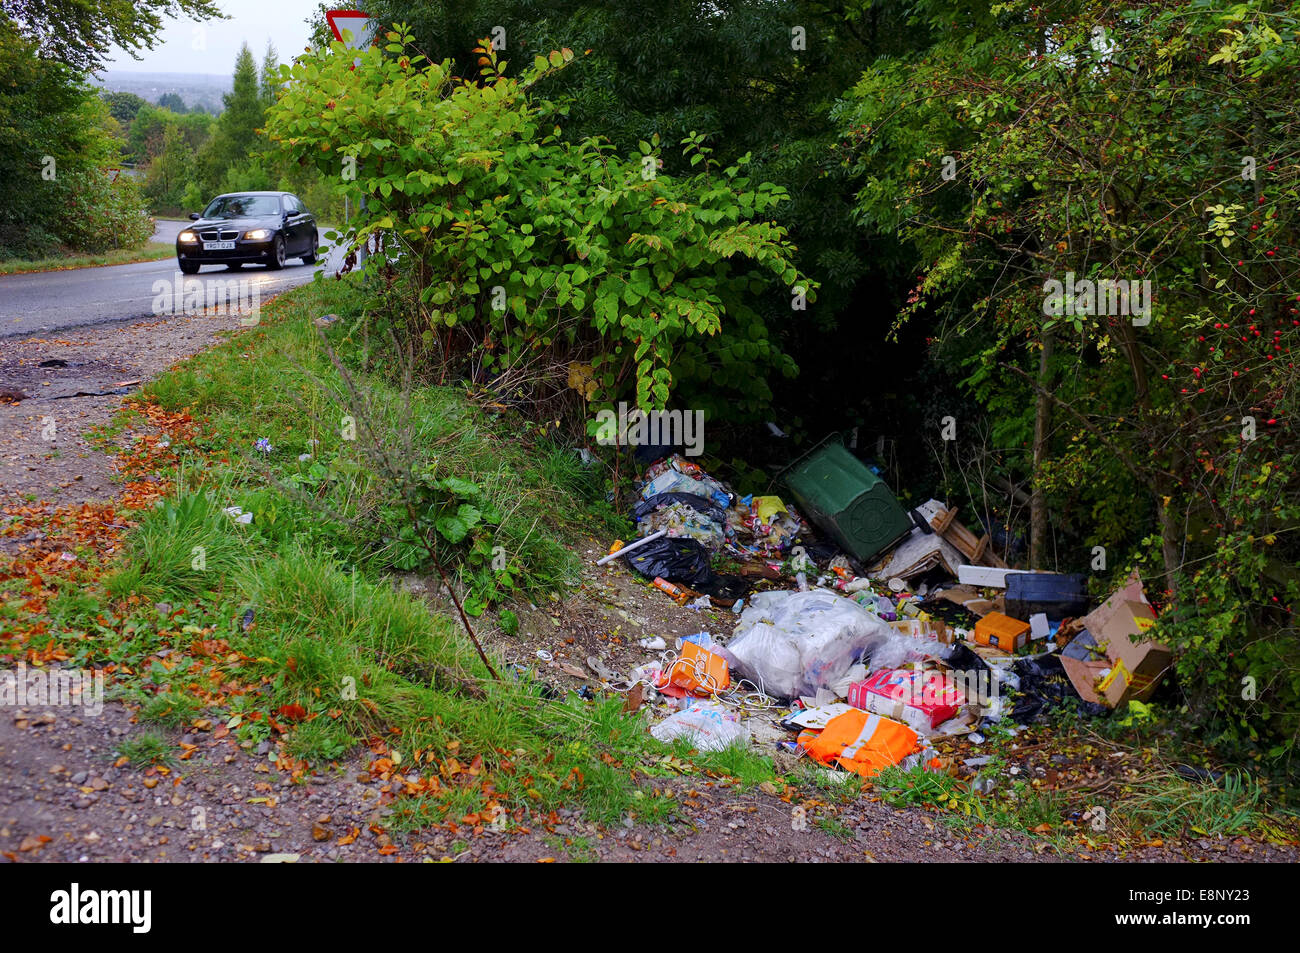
[1006,572,1088,622]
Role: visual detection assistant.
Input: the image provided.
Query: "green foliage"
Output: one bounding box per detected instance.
[348,1,934,423]
[114,731,174,768]
[259,42,281,108]
[105,491,251,601]
[0,20,151,257]
[140,278,593,604]
[156,92,187,113]
[57,168,153,252]
[1116,768,1272,840]
[266,30,808,420]
[838,0,1300,752]
[874,763,1066,837]
[101,90,148,124]
[143,123,193,211]
[3,0,223,73]
[1155,453,1300,752]
[199,43,266,190]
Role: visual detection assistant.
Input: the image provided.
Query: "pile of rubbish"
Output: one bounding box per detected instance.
[598,441,1174,780]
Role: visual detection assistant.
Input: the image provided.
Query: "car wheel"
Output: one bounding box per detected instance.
[178,258,200,275]
[301,232,318,265]
[226,262,243,271]
[267,236,286,271]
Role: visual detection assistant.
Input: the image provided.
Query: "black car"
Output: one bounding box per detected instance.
[176,191,318,274]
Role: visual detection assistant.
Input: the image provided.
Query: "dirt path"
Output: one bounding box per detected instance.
[0,314,236,508]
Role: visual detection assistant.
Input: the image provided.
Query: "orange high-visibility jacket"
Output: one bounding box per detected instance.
[798,709,918,779]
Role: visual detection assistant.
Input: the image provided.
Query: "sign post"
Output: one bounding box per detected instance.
[325,10,377,63]
[325,10,376,265]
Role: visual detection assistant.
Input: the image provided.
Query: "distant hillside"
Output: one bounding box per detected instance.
[92,71,231,115]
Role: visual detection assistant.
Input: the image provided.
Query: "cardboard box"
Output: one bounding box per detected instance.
[889,618,950,642]
[1059,571,1171,707]
[665,640,730,696]
[973,611,1030,653]
[933,584,995,618]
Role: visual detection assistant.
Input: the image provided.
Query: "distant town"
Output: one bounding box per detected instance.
[91,70,232,114]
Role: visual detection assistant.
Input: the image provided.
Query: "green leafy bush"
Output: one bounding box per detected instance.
[57,169,153,253]
[265,26,809,421]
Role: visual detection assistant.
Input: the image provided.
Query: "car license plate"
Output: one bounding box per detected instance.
[203,241,235,251]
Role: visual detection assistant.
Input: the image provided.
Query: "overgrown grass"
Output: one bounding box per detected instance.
[104,490,252,601]
[1114,768,1278,839]
[687,744,779,789]
[115,731,175,768]
[51,277,708,831]
[140,277,620,600]
[872,762,1067,840]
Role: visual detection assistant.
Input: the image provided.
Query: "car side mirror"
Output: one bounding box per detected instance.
[189,212,201,220]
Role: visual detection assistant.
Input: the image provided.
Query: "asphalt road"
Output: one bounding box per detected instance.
[0,220,346,339]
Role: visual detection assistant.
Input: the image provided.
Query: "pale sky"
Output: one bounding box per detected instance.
[103,0,325,74]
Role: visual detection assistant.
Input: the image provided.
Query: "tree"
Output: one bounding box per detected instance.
[0,0,223,73]
[199,43,266,193]
[266,30,808,419]
[125,103,175,163]
[839,0,1300,748]
[157,92,187,113]
[144,123,194,211]
[332,1,935,431]
[101,90,148,124]
[259,43,281,107]
[0,19,149,256]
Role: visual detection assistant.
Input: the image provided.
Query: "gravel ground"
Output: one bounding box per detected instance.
[0,313,241,507]
[0,696,1046,863]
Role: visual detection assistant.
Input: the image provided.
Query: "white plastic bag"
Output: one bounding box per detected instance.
[650,702,750,752]
[722,589,899,700]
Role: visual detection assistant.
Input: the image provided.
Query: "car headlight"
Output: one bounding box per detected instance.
[244,228,271,241]
[178,231,198,243]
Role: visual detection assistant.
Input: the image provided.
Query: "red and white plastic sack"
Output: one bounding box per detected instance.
[848,668,962,733]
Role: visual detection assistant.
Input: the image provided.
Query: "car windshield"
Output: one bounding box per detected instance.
[202,195,280,219]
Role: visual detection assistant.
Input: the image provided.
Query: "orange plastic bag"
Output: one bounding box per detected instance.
[663,641,730,696]
[798,709,917,779]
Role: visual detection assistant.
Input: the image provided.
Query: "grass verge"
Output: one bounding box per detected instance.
[13,276,752,838]
[0,242,174,275]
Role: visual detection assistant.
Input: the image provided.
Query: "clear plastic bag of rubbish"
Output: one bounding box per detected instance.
[650,702,750,752]
[723,589,902,700]
[640,502,727,552]
[640,456,733,510]
[863,632,950,673]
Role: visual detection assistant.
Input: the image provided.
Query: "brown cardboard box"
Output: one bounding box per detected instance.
[934,584,995,618]
[1060,571,1172,707]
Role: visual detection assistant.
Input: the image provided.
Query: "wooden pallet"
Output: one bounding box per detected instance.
[930,506,1009,569]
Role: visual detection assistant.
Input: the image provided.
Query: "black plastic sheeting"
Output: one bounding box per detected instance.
[697,573,750,601]
[1010,653,1109,723]
[624,537,715,588]
[944,644,1108,725]
[634,442,677,466]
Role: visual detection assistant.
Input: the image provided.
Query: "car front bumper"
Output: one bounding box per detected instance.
[176,238,277,265]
